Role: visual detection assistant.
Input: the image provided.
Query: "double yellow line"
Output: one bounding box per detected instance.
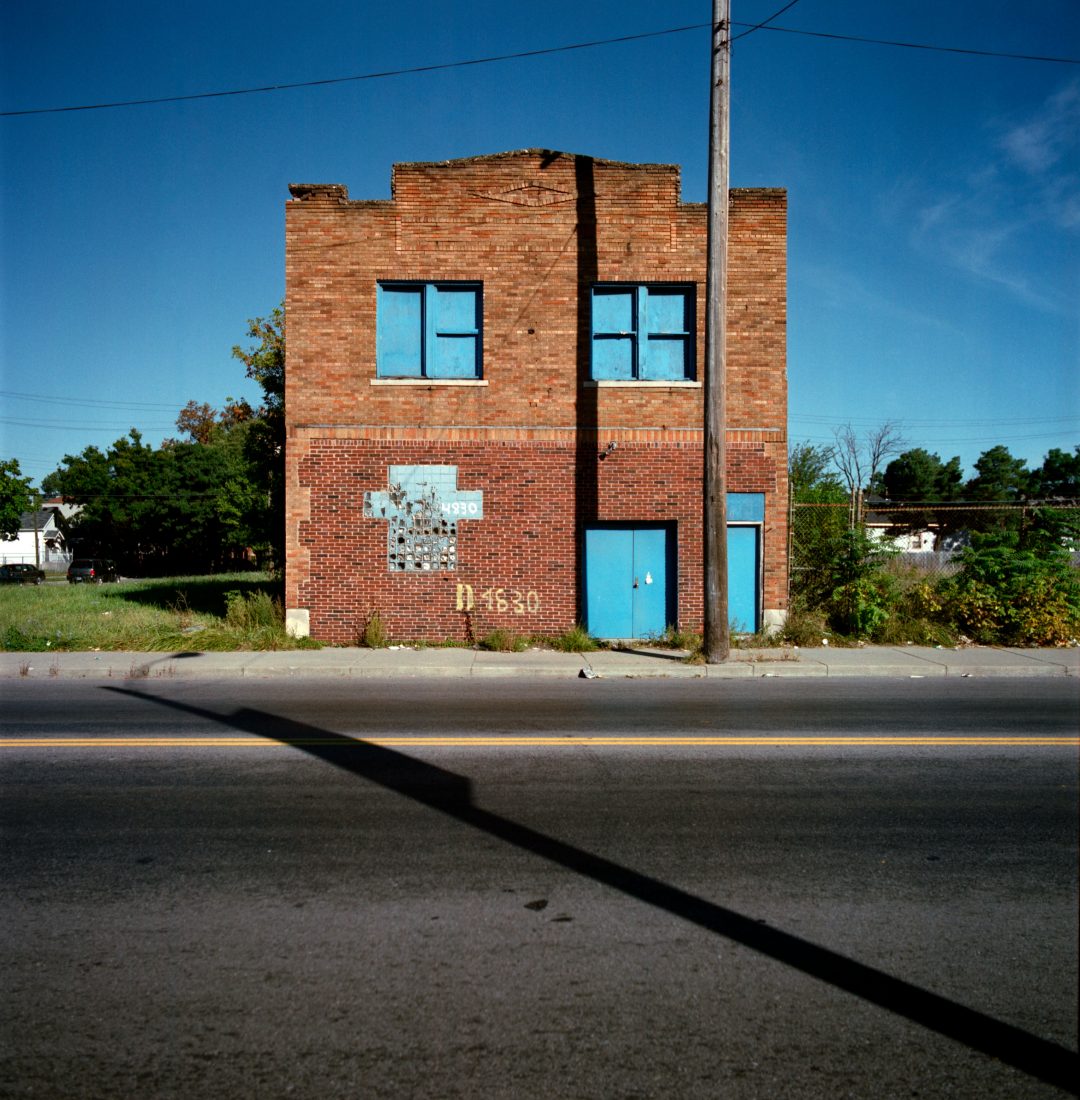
[2,736,1077,748]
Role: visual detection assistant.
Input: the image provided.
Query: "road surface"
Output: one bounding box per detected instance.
[2,677,1077,1098]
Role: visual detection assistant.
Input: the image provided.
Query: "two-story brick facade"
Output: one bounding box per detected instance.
[284,149,787,645]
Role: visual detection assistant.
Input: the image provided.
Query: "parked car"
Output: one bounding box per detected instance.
[0,563,46,585]
[67,559,119,584]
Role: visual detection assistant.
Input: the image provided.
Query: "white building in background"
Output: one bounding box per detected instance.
[1,504,75,569]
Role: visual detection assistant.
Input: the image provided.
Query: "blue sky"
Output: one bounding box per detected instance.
[2,0,1077,488]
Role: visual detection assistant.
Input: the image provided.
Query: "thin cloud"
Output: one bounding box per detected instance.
[998,79,1079,176]
[903,77,1079,314]
[798,261,959,333]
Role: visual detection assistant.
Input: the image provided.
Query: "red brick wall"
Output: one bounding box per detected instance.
[285,150,787,643]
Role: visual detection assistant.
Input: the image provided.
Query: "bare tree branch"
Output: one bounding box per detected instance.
[831,421,906,495]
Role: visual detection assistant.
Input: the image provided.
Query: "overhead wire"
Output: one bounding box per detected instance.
[0,389,191,411]
[2,15,1076,117]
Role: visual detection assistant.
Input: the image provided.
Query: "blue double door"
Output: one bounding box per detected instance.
[584,523,760,639]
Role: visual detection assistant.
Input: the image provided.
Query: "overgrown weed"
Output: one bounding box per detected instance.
[478,628,528,652]
[544,624,600,652]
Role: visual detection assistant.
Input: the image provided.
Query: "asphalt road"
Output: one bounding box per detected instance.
[2,678,1077,1099]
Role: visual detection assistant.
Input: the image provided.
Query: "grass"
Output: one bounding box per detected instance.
[477,628,529,653]
[544,623,600,653]
[0,573,322,652]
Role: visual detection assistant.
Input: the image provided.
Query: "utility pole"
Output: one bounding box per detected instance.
[703,0,730,663]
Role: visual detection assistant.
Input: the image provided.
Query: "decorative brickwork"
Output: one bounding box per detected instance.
[285,150,787,643]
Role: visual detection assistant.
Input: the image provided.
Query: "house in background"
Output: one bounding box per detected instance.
[283,149,787,643]
[0,506,71,570]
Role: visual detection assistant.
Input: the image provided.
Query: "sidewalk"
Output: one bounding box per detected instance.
[1,644,1077,680]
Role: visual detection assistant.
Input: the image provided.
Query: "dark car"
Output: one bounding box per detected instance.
[67,558,119,584]
[0,563,46,585]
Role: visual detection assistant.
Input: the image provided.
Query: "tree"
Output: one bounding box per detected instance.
[831,421,905,498]
[965,445,1031,502]
[174,401,219,446]
[232,305,284,419]
[1032,445,1080,500]
[0,458,33,540]
[877,448,965,535]
[788,443,850,612]
[42,424,267,574]
[172,397,255,446]
[789,442,844,503]
[232,304,285,568]
[879,448,963,502]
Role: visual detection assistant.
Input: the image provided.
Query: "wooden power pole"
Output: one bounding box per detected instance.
[703,0,731,663]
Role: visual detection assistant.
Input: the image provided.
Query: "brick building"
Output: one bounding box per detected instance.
[284,150,787,644]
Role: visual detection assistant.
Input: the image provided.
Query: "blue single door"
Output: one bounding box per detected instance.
[585,525,672,639]
[727,525,760,633]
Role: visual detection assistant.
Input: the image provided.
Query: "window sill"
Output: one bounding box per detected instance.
[583,379,701,388]
[371,378,488,387]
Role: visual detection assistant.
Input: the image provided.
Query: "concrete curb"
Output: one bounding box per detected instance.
[1,645,1076,681]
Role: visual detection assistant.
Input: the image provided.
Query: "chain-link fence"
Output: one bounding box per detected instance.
[789,501,1080,599]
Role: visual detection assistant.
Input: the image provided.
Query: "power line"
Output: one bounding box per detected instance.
[729,0,804,46]
[3,20,1076,118]
[0,418,178,431]
[791,414,1080,427]
[0,390,185,411]
[756,22,1080,63]
[797,432,1077,447]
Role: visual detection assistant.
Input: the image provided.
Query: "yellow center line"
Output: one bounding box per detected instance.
[2,736,1077,748]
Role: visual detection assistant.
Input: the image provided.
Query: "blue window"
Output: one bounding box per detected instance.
[591,284,694,381]
[377,282,481,378]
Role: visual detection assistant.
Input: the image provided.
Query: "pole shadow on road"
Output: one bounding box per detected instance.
[105,688,1078,1095]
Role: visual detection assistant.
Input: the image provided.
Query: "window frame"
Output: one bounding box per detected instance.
[376,281,483,380]
[590,283,695,382]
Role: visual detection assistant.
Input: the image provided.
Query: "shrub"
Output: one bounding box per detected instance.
[360,610,389,648]
[478,628,527,652]
[939,528,1080,645]
[2,625,48,652]
[817,530,902,640]
[777,604,829,647]
[657,625,703,650]
[224,589,279,631]
[547,624,600,652]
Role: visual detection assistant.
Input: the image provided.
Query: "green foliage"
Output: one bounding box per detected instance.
[43,421,271,575]
[880,448,963,503]
[0,458,33,541]
[791,528,905,641]
[38,305,287,576]
[1032,446,1080,499]
[232,304,285,568]
[965,444,1031,502]
[2,624,49,652]
[776,605,829,648]
[792,442,1080,646]
[360,610,389,648]
[224,589,279,631]
[546,623,600,652]
[641,624,702,650]
[0,573,318,651]
[824,531,900,638]
[478,628,528,652]
[938,521,1080,645]
[232,305,285,418]
[789,443,845,503]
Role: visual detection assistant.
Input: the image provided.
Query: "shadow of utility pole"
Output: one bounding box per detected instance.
[105,687,1078,1096]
